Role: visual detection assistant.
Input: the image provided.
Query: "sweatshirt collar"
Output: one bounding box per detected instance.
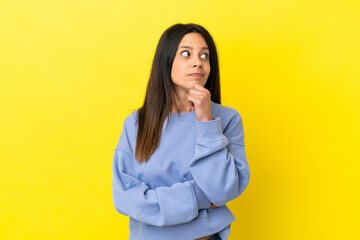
[168,101,216,122]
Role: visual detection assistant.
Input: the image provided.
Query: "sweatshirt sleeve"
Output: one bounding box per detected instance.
[112,115,211,227]
[189,111,251,206]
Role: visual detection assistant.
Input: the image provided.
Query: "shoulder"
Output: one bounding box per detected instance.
[123,109,140,140]
[123,110,139,130]
[211,101,242,123]
[211,101,244,135]
[211,102,245,141]
[115,110,139,152]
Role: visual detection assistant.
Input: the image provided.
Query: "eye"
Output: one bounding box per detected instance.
[200,53,209,59]
[181,51,190,57]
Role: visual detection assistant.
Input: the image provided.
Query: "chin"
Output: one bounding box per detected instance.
[193,80,206,88]
[175,81,205,92]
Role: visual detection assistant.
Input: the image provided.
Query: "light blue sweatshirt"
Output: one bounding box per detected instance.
[112,101,250,240]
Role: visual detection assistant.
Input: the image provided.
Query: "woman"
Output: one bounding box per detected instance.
[112,23,250,240]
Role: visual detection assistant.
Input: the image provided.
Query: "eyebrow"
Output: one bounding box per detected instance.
[178,46,209,51]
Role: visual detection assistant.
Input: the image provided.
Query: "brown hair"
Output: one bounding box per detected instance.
[135,23,221,163]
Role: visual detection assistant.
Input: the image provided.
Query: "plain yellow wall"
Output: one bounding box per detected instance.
[1,0,359,239]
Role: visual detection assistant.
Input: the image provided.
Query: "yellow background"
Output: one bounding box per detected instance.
[1,0,359,239]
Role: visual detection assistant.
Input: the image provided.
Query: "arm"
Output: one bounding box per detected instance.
[112,116,211,227]
[189,113,251,206]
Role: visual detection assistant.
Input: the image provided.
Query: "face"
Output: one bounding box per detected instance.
[171,33,211,92]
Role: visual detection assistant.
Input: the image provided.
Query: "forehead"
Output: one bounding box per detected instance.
[178,33,208,48]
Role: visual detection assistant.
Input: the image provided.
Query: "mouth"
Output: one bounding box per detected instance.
[188,73,204,77]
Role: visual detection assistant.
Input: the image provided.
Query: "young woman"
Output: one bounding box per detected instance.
[112,23,250,240]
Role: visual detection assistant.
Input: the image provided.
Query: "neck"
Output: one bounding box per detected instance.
[172,88,192,113]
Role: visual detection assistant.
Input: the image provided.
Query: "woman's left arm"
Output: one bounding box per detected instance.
[189,112,251,206]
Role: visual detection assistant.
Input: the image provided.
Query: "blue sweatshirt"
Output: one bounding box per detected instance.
[112,101,250,240]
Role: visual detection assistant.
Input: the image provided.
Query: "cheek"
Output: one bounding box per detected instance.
[206,65,211,77]
[173,64,186,80]
[171,60,181,76]
[170,67,175,80]
[171,62,178,80]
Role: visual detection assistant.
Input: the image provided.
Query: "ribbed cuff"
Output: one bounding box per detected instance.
[196,117,224,141]
[192,181,211,209]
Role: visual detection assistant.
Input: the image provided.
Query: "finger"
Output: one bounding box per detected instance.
[188,101,195,111]
[187,95,201,106]
[210,203,218,208]
[193,83,207,92]
[188,93,203,101]
[193,84,211,98]
[189,89,206,97]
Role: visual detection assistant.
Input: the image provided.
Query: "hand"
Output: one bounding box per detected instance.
[210,203,218,208]
[187,84,213,121]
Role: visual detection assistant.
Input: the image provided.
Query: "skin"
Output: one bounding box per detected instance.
[171,33,213,122]
[171,33,218,240]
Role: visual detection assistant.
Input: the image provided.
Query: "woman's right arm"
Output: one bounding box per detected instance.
[112,115,211,227]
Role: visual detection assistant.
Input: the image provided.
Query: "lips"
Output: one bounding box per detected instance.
[188,73,203,77]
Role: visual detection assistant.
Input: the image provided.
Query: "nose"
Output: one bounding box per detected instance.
[192,55,202,68]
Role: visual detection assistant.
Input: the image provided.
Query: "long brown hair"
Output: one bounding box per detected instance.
[135,23,221,163]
